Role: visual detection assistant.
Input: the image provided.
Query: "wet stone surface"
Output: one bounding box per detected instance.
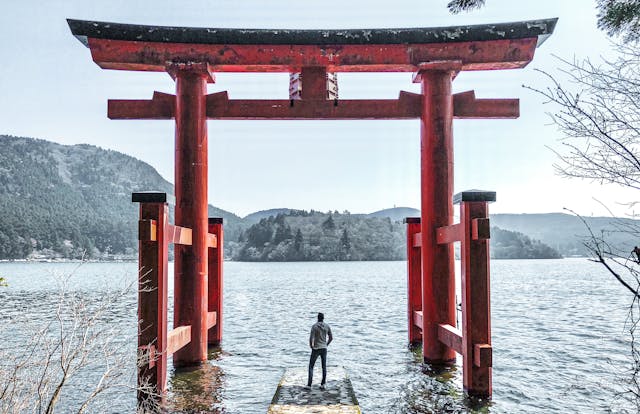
[267,367,360,414]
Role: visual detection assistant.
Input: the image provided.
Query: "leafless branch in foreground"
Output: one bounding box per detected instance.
[528,43,640,409]
[0,265,162,413]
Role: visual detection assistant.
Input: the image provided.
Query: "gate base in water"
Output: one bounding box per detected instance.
[268,367,360,414]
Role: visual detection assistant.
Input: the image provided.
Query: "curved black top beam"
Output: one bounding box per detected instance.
[67,18,557,47]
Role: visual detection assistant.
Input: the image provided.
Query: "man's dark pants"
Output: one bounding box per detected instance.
[307,348,327,386]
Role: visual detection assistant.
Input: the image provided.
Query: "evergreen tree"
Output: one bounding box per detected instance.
[597,0,640,40]
[273,223,293,244]
[339,228,351,261]
[447,0,640,40]
[321,214,336,231]
[340,228,351,252]
[294,229,304,253]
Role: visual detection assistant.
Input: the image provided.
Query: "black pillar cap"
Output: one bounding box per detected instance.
[404,217,421,224]
[132,192,167,203]
[453,190,496,205]
[208,217,224,224]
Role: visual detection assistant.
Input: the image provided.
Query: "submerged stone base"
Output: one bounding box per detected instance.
[267,367,360,414]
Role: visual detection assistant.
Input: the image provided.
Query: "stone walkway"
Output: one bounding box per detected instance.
[267,367,361,414]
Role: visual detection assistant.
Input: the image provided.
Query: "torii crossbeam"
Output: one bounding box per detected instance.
[68,17,556,401]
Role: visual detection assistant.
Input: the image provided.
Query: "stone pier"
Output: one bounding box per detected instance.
[267,367,360,414]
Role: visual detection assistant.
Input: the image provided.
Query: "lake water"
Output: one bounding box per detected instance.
[0,259,635,413]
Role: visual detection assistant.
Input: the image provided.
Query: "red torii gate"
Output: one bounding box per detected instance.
[68,17,556,400]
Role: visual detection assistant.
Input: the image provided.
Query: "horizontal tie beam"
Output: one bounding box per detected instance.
[167,224,192,246]
[453,90,519,119]
[109,90,519,121]
[206,91,422,119]
[437,324,463,355]
[137,220,217,247]
[207,233,218,248]
[413,310,423,330]
[109,91,175,119]
[167,325,192,356]
[436,223,462,244]
[206,311,217,330]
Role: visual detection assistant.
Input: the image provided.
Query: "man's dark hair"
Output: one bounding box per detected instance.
[317,312,324,321]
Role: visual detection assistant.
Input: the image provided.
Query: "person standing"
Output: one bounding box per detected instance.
[307,312,333,389]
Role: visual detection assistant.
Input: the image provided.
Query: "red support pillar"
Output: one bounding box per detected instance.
[418,63,459,364]
[208,218,224,346]
[133,192,169,401]
[405,217,422,346]
[170,63,212,366]
[458,191,494,398]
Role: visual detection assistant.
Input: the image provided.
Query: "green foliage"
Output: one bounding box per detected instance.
[0,135,566,262]
[0,135,242,260]
[236,210,405,261]
[321,214,336,231]
[491,226,562,259]
[0,277,6,287]
[235,212,562,262]
[447,0,485,13]
[597,0,640,40]
[448,0,640,40]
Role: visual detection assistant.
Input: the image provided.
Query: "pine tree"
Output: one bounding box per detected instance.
[447,0,485,13]
[340,228,351,261]
[597,0,640,40]
[321,214,336,231]
[447,0,640,41]
[273,223,293,245]
[294,229,304,253]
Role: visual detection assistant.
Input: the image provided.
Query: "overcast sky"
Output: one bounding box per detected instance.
[0,0,634,217]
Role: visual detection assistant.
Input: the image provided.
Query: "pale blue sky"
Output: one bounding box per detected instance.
[0,0,633,217]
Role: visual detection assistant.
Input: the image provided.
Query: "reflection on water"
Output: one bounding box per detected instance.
[392,346,492,413]
[166,347,226,413]
[0,259,636,413]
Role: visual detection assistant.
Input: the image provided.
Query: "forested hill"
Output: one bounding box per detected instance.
[0,135,241,259]
[231,211,405,261]
[229,210,562,261]
[0,135,591,261]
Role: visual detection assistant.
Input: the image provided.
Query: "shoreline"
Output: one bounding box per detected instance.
[0,256,585,264]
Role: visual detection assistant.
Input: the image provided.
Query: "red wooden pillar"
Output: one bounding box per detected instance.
[405,217,422,346]
[170,63,212,366]
[133,192,169,400]
[417,63,459,364]
[208,218,224,345]
[458,191,494,397]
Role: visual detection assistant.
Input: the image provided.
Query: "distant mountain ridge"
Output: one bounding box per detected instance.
[365,208,638,257]
[0,135,629,260]
[367,207,420,222]
[490,213,638,256]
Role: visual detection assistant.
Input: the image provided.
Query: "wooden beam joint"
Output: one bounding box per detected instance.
[138,344,157,369]
[474,343,493,367]
[472,218,491,240]
[412,233,422,248]
[167,325,192,356]
[206,311,217,330]
[109,91,176,120]
[413,310,423,330]
[436,223,462,244]
[453,90,519,119]
[138,219,157,242]
[207,233,217,248]
[437,323,463,354]
[167,224,192,246]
